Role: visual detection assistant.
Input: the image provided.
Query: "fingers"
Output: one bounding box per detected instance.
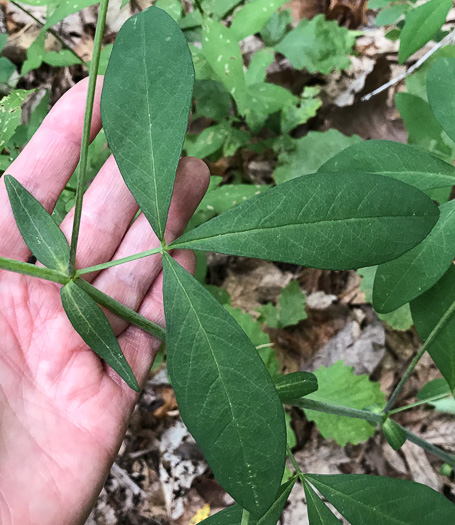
[90,157,209,333]
[0,77,103,260]
[59,155,139,275]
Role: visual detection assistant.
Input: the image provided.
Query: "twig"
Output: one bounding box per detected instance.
[111,462,147,497]
[362,28,455,102]
[10,1,85,64]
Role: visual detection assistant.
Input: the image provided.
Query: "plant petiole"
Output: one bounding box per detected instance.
[286,444,305,482]
[67,0,110,276]
[0,256,69,285]
[388,393,452,415]
[75,246,163,276]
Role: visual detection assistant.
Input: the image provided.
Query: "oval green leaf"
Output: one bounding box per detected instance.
[4,174,69,271]
[101,6,194,240]
[60,281,139,392]
[382,418,406,451]
[319,140,455,191]
[427,58,455,144]
[170,172,439,271]
[305,474,455,523]
[275,372,318,403]
[230,0,288,41]
[162,253,286,517]
[373,199,455,313]
[398,0,452,64]
[411,265,455,392]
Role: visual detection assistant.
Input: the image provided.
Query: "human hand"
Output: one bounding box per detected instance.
[0,78,209,525]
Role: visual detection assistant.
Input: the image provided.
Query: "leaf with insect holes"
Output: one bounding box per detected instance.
[4,175,69,271]
[162,253,286,517]
[0,90,35,149]
[427,58,455,144]
[61,281,139,392]
[398,0,452,64]
[411,265,455,392]
[171,172,439,271]
[101,7,194,240]
[320,140,455,192]
[305,474,455,523]
[303,480,341,524]
[200,478,296,524]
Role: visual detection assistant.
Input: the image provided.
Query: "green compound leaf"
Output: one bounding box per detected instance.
[275,372,318,403]
[276,14,355,74]
[398,0,452,64]
[411,265,455,392]
[0,89,35,150]
[320,140,455,191]
[60,281,139,392]
[382,418,406,451]
[201,17,247,112]
[373,200,455,313]
[230,0,288,41]
[303,480,341,525]
[4,175,69,271]
[171,172,439,271]
[298,361,385,446]
[200,478,296,524]
[162,253,286,517]
[427,58,455,144]
[101,7,194,240]
[305,474,455,524]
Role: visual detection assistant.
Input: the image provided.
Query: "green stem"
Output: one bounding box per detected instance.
[384,298,455,413]
[75,278,166,341]
[295,398,455,466]
[67,0,110,276]
[388,393,451,415]
[193,0,204,15]
[10,1,85,63]
[286,444,305,481]
[0,256,69,284]
[241,509,250,525]
[75,246,162,276]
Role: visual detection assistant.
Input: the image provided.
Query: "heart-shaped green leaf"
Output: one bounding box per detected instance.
[305,474,455,523]
[162,253,286,517]
[101,6,194,240]
[320,140,455,191]
[61,280,139,392]
[373,200,455,313]
[171,172,439,270]
[4,174,69,271]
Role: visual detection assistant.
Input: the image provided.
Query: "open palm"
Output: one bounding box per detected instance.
[0,79,209,525]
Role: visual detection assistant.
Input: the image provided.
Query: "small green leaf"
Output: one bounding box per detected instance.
[0,89,35,149]
[230,0,287,41]
[375,5,409,26]
[101,7,194,240]
[201,478,296,524]
[398,0,452,64]
[276,15,355,74]
[417,377,451,401]
[280,88,322,134]
[298,362,385,446]
[43,50,83,67]
[201,18,247,112]
[373,200,455,313]
[411,265,455,391]
[171,172,439,271]
[320,140,455,191]
[21,31,46,76]
[257,280,307,329]
[275,130,362,184]
[245,49,275,86]
[120,0,130,7]
[162,253,286,516]
[154,0,182,21]
[275,372,318,403]
[305,474,455,523]
[4,175,69,271]
[44,0,100,29]
[427,58,455,144]
[60,281,140,392]
[382,418,406,450]
[303,480,341,524]
[260,10,292,46]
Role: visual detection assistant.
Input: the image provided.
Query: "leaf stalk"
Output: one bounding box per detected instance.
[0,256,69,284]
